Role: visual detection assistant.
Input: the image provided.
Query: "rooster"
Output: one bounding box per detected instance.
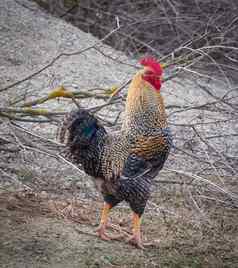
[59,57,172,248]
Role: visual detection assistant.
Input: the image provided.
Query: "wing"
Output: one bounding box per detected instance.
[116,154,153,215]
[116,148,170,215]
[121,148,169,182]
[122,153,152,179]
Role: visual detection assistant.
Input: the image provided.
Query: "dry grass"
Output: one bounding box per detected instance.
[0,185,237,268]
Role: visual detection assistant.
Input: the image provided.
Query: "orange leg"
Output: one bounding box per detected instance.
[96,202,112,240]
[127,213,144,249]
[96,202,124,241]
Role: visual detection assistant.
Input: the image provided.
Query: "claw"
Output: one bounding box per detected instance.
[96,225,124,241]
[127,234,144,249]
[96,226,112,241]
[126,213,145,249]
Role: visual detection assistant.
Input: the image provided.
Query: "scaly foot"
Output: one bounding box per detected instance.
[126,213,145,249]
[96,225,112,241]
[96,225,124,241]
[127,233,144,249]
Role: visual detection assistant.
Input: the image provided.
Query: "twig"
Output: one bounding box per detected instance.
[57,154,85,175]
[165,168,238,201]
[0,107,66,116]
[0,112,54,123]
[10,122,64,147]
[93,47,138,69]
[0,26,121,92]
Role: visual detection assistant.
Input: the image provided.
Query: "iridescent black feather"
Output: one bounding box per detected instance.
[61,109,107,178]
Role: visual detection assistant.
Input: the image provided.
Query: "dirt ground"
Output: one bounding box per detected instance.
[0,186,237,268]
[0,1,238,267]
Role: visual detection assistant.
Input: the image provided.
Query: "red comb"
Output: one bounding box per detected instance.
[140,57,163,76]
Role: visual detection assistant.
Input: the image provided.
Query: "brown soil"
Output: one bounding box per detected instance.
[0,190,237,268]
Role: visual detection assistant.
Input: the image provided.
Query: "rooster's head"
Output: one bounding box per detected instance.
[140,57,163,91]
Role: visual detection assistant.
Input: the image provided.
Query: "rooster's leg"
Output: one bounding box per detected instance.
[96,202,123,241]
[127,213,144,249]
[96,202,111,240]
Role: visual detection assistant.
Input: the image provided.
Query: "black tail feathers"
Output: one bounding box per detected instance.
[58,109,107,177]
